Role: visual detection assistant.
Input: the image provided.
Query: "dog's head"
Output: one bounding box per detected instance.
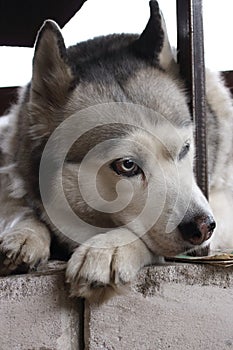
[20,1,215,256]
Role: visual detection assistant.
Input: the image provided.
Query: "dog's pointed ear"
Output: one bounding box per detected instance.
[132,0,177,71]
[132,1,164,63]
[30,20,73,107]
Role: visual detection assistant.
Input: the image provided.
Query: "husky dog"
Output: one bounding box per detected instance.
[0,1,232,302]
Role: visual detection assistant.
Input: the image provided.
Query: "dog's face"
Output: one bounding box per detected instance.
[22,1,215,256]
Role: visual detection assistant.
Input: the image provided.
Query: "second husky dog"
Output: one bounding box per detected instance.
[0,1,232,302]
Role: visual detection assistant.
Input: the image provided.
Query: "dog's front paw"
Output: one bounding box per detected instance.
[0,228,50,274]
[66,243,136,303]
[66,231,152,303]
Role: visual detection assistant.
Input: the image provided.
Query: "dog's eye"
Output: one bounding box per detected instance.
[110,158,142,177]
[179,141,190,160]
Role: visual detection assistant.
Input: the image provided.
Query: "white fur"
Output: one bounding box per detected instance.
[206,70,233,189]
[205,70,233,252]
[209,189,233,252]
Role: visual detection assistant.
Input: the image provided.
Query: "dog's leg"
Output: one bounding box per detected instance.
[66,228,154,303]
[0,202,51,274]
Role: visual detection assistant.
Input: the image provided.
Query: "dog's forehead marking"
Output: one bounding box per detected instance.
[67,65,191,131]
[64,32,191,132]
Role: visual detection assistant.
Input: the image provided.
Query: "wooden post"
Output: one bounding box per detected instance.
[176,0,208,198]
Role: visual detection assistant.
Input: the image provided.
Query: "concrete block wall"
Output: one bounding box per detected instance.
[0,261,84,350]
[85,264,233,350]
[0,262,233,350]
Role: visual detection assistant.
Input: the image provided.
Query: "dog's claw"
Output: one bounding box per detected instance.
[0,229,50,275]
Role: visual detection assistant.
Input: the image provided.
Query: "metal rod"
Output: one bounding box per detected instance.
[176,0,208,198]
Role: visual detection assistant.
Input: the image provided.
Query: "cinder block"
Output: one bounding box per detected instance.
[1,262,233,350]
[85,264,233,350]
[0,261,83,350]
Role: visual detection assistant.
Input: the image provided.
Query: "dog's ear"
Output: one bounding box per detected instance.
[30,20,73,107]
[132,0,177,71]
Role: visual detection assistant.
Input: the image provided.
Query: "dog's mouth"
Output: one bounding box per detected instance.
[185,244,210,257]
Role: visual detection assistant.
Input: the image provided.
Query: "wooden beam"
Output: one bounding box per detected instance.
[176,0,208,198]
[0,0,87,47]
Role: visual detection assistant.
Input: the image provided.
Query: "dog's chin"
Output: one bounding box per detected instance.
[184,242,210,257]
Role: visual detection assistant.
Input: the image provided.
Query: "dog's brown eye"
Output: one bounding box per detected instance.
[110,158,142,177]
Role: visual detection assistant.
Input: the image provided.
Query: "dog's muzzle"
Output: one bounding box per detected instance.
[178,215,216,246]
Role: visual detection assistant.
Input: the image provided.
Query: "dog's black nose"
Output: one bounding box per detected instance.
[178,216,216,245]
